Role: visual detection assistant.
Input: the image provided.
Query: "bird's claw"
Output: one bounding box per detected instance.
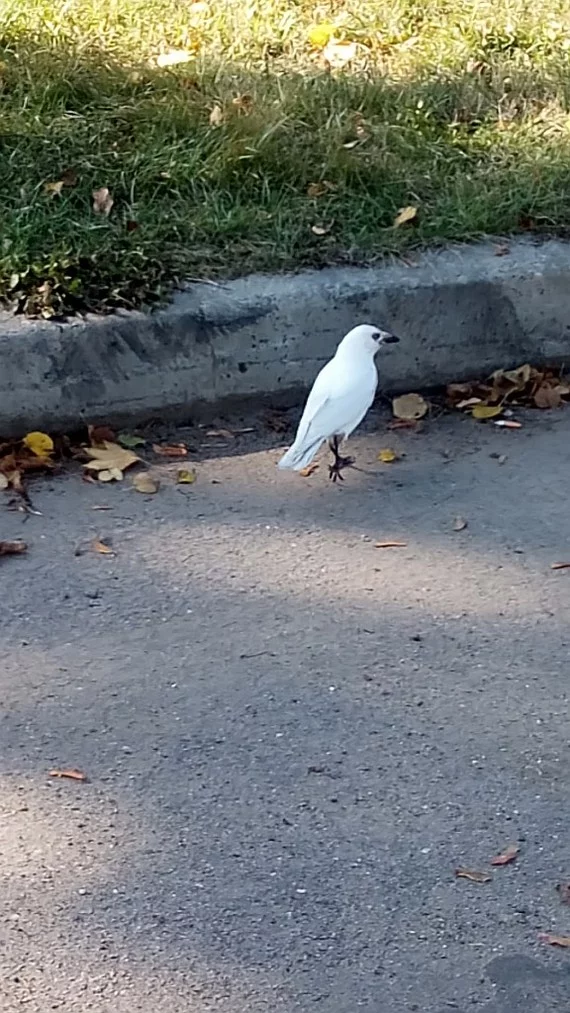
[328,455,354,482]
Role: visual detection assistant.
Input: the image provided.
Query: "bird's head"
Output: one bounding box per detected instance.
[341,323,400,356]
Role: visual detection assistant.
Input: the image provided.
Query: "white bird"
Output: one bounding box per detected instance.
[278,323,400,481]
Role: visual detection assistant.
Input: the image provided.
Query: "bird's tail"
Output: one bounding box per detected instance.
[278,436,325,471]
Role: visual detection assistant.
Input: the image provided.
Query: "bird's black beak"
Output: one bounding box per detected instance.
[383,334,400,344]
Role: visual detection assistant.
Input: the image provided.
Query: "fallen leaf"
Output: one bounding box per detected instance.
[491,843,519,866]
[97,467,124,482]
[378,448,399,463]
[342,138,360,149]
[206,429,234,439]
[323,40,357,68]
[538,933,570,948]
[92,186,114,216]
[156,48,193,67]
[472,404,503,419]
[44,180,64,197]
[118,432,146,448]
[307,22,335,48]
[153,443,188,457]
[392,393,428,420]
[534,384,562,409]
[494,243,510,256]
[300,463,319,477]
[126,219,139,232]
[232,93,253,113]
[556,883,570,905]
[61,167,78,187]
[455,868,492,884]
[177,467,197,484]
[49,768,88,781]
[0,540,27,556]
[497,454,508,464]
[375,541,407,548]
[23,431,54,457]
[456,397,483,409]
[453,515,468,531]
[88,424,116,446]
[92,538,114,555]
[387,419,418,430]
[84,441,140,474]
[209,104,224,127]
[133,472,159,494]
[311,221,334,236]
[551,562,570,570]
[393,205,418,228]
[307,180,335,198]
[92,505,112,510]
[493,419,522,428]
[0,473,8,490]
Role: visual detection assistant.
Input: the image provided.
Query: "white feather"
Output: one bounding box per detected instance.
[278,324,384,471]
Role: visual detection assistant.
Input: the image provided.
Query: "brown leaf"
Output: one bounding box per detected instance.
[455,868,492,884]
[490,843,519,866]
[556,883,570,905]
[0,540,27,556]
[534,384,562,409]
[92,186,114,216]
[92,538,114,555]
[453,515,468,531]
[61,167,78,187]
[88,424,116,446]
[387,419,418,430]
[494,244,510,256]
[307,180,335,198]
[232,93,253,113]
[153,443,188,457]
[300,463,319,477]
[132,472,159,494]
[393,205,418,228]
[551,562,570,570]
[49,768,88,781]
[538,933,570,948]
[375,541,407,548]
[126,219,139,232]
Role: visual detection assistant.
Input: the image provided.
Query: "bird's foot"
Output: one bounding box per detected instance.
[328,454,354,482]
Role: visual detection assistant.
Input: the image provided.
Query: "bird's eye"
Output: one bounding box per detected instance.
[372,331,381,341]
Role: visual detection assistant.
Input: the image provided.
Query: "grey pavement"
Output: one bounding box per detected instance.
[1,405,570,1012]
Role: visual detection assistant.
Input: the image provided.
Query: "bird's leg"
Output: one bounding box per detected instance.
[328,435,354,482]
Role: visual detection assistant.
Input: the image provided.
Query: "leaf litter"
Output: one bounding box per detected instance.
[447,363,570,421]
[49,768,88,782]
[490,843,519,866]
[455,868,492,884]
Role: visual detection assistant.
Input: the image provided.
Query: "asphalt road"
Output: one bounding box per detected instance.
[2,406,570,1012]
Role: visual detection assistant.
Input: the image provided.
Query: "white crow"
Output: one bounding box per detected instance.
[278,323,400,481]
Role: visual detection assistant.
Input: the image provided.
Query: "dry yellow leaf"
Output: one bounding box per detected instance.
[299,463,319,477]
[177,468,196,484]
[378,448,398,463]
[471,404,503,419]
[98,467,124,482]
[133,472,159,494]
[392,393,428,420]
[308,22,335,49]
[92,186,114,216]
[44,180,64,197]
[23,431,54,457]
[84,441,139,474]
[209,104,224,127]
[393,205,418,228]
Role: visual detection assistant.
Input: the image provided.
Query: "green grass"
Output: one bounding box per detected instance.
[3,0,570,315]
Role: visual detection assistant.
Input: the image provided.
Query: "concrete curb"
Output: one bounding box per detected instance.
[2,238,570,434]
